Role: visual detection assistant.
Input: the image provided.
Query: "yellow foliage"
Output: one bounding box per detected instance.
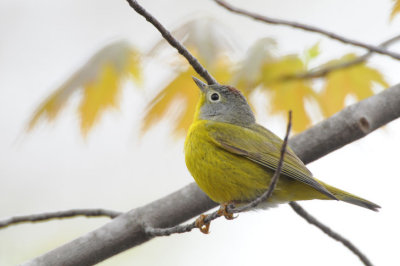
[79,64,119,134]
[320,54,388,117]
[27,19,389,138]
[142,58,231,136]
[261,56,316,132]
[127,50,142,84]
[28,41,142,134]
[28,89,70,129]
[391,0,400,20]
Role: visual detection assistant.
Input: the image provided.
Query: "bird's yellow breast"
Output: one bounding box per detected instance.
[185,120,272,203]
[184,120,324,204]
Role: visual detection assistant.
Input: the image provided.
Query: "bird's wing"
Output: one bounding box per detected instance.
[205,121,336,199]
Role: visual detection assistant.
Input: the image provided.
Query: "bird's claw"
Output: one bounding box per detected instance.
[217,203,237,220]
[195,214,210,234]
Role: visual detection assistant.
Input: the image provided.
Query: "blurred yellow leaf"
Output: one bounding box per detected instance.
[142,58,231,136]
[261,56,316,132]
[126,49,142,84]
[320,54,388,116]
[28,41,142,135]
[390,0,400,20]
[79,63,119,134]
[28,89,69,127]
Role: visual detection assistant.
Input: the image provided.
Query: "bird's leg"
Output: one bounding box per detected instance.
[195,214,210,234]
[217,202,236,220]
[195,203,237,234]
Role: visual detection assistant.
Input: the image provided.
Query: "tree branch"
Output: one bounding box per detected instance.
[214,0,400,61]
[289,202,373,266]
[283,35,400,80]
[0,209,121,229]
[23,83,400,266]
[126,0,218,85]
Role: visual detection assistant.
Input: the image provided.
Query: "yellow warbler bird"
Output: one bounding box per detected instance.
[185,77,380,211]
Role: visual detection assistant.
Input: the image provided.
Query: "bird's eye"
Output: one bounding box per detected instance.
[209,92,220,102]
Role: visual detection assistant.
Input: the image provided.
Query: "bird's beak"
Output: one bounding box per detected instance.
[192,77,207,93]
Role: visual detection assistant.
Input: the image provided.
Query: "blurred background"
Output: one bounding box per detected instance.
[1,0,400,265]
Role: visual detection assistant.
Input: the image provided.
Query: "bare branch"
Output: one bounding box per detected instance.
[0,209,121,229]
[289,202,373,266]
[214,0,400,61]
[125,0,218,85]
[283,35,400,80]
[23,83,400,265]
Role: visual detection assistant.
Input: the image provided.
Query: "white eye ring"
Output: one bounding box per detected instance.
[208,91,221,102]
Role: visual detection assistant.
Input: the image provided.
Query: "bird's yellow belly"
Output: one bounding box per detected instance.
[184,121,324,204]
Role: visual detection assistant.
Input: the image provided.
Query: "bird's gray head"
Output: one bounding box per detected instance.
[193,77,255,126]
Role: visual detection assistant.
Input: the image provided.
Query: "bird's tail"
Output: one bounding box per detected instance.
[319,181,380,211]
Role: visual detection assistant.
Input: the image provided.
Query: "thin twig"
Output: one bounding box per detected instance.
[289,202,373,266]
[214,0,400,61]
[126,0,218,85]
[0,209,121,229]
[145,111,292,236]
[145,210,219,236]
[283,34,400,80]
[232,110,292,213]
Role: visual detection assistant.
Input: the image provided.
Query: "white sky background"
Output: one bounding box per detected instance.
[1,0,400,265]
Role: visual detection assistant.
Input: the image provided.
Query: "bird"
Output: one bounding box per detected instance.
[184,77,380,223]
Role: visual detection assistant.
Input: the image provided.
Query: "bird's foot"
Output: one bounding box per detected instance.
[195,214,210,234]
[217,202,237,220]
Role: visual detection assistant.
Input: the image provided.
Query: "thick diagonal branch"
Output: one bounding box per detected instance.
[23,83,400,266]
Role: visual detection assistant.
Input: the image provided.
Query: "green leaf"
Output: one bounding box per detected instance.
[305,42,320,63]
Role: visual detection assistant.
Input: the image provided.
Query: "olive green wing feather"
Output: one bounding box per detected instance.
[205,121,337,200]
